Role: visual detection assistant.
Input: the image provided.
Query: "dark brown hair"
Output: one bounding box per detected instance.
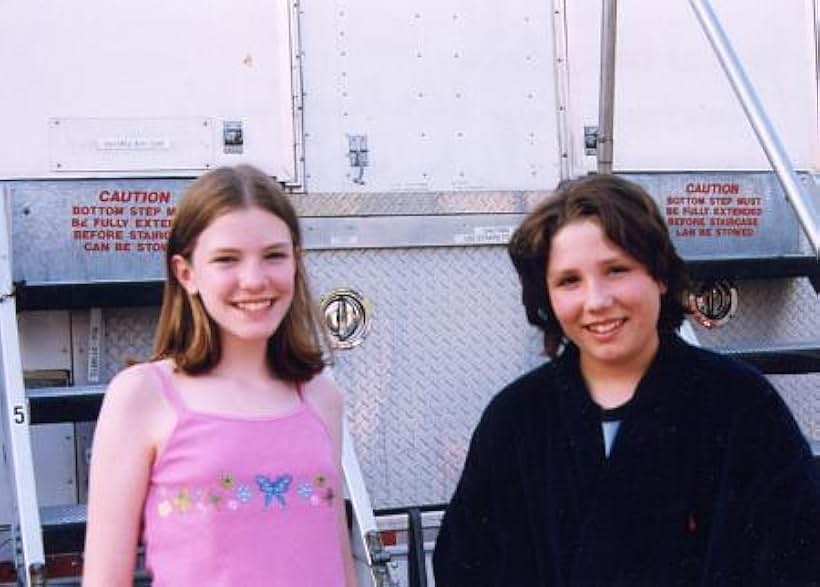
[508,174,689,357]
[152,165,327,380]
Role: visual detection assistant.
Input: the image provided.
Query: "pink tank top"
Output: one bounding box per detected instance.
[142,364,345,587]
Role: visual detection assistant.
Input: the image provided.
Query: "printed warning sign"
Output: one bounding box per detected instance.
[663,182,763,239]
[69,190,177,253]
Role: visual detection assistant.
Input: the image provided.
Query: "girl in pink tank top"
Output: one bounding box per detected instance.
[83,166,358,587]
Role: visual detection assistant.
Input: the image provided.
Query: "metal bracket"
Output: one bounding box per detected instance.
[347,134,369,185]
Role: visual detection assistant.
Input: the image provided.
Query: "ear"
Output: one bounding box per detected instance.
[657,280,668,295]
[171,254,198,295]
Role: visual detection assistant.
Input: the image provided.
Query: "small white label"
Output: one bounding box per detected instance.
[330,234,359,246]
[87,308,103,383]
[472,225,514,244]
[97,137,171,151]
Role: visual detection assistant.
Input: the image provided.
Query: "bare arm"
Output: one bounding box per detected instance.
[83,364,170,587]
[304,374,360,587]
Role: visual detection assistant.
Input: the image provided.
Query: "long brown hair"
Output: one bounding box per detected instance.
[152,165,327,381]
[508,174,689,357]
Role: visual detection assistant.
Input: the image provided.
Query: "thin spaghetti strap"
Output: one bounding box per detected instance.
[149,362,188,415]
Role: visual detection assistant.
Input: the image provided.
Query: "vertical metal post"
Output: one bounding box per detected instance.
[597,0,618,174]
[406,508,428,587]
[688,0,820,258]
[0,188,45,586]
[814,0,820,169]
[551,0,574,180]
[341,419,399,587]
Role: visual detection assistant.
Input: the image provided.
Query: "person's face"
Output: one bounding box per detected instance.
[173,206,296,346]
[546,218,666,376]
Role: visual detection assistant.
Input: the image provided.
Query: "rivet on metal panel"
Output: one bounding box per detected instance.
[689,280,738,329]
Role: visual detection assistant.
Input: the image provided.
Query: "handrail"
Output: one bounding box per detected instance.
[688,0,820,259]
[0,188,46,586]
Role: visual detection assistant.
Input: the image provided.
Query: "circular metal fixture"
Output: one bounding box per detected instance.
[319,288,371,349]
[688,280,738,329]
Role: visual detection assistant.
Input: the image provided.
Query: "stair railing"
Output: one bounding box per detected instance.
[0,189,46,586]
[688,0,820,258]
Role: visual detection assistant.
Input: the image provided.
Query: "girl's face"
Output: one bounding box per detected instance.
[546,218,666,377]
[173,206,296,346]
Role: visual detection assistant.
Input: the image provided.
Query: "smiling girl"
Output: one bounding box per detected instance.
[83,166,358,587]
[434,174,819,586]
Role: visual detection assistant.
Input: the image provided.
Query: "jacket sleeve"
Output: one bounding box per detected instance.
[433,408,499,587]
[709,376,820,585]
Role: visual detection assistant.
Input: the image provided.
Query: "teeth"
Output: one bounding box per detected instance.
[235,300,272,311]
[586,319,623,334]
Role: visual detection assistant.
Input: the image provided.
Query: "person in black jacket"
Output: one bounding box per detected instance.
[433,175,819,586]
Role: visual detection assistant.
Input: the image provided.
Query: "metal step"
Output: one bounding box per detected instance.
[27,385,105,425]
[716,341,820,374]
[40,505,86,556]
[688,255,820,291]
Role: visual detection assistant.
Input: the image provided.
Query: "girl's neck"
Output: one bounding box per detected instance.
[215,336,273,381]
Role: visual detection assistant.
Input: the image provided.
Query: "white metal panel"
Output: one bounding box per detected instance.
[0,0,297,181]
[300,0,563,192]
[18,313,78,506]
[31,424,77,507]
[612,0,817,171]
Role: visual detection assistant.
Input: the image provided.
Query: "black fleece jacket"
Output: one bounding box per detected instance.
[433,335,819,586]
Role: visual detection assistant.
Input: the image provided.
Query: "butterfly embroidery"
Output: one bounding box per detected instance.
[255,474,293,509]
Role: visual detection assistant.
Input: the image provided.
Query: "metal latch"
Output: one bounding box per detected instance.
[689,280,738,328]
[347,134,369,185]
[584,126,599,156]
[320,288,371,349]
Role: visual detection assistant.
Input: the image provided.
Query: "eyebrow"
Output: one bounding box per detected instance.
[208,242,292,254]
[547,255,628,274]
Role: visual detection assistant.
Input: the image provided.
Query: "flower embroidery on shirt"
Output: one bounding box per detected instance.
[173,489,192,512]
[219,474,235,490]
[156,472,330,517]
[323,487,335,506]
[157,500,173,518]
[297,482,313,500]
[236,484,253,503]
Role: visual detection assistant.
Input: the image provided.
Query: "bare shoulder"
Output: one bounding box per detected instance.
[98,361,171,434]
[301,373,345,441]
[301,372,344,411]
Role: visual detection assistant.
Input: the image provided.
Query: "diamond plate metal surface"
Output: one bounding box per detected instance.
[291,190,548,216]
[99,307,158,383]
[769,374,820,441]
[305,247,543,508]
